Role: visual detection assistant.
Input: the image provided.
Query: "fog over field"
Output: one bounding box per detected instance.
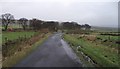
[0,0,119,28]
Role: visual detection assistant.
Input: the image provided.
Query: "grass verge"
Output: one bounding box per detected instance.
[2,33,51,67]
[63,34,119,67]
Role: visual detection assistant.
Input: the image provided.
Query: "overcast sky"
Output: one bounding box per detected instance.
[0,0,119,27]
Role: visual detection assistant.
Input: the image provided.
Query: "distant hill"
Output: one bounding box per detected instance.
[91,26,118,32]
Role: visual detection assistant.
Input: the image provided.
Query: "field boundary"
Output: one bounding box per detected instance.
[2,33,51,67]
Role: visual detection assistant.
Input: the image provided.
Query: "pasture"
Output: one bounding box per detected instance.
[2,31,38,61]
[2,31,37,43]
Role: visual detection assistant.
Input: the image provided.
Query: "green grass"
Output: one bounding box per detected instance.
[2,31,37,43]
[96,35,119,48]
[10,24,22,29]
[64,34,119,67]
[2,24,22,29]
[97,35,118,41]
[0,33,2,44]
[2,33,51,67]
[91,26,118,32]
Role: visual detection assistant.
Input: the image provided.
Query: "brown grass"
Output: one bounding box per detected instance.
[2,33,51,67]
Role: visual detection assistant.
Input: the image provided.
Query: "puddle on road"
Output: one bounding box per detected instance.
[61,39,83,66]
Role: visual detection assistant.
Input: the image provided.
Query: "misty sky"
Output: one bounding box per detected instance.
[0,0,119,27]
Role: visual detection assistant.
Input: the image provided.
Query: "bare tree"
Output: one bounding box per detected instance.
[1,13,14,31]
[18,18,28,30]
[29,18,43,30]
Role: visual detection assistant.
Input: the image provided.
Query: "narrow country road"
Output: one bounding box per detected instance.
[14,33,83,67]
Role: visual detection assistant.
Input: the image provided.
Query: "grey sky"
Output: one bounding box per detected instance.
[0,0,119,27]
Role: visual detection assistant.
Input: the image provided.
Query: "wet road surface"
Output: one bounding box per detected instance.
[15,33,83,67]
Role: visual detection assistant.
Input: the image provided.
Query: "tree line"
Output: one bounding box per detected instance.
[1,13,91,31]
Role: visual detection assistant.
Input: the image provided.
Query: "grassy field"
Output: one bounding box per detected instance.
[2,31,39,63]
[0,33,1,44]
[97,35,118,41]
[1,24,22,29]
[64,34,119,67]
[91,26,118,32]
[2,33,51,67]
[94,33,119,49]
[2,31,37,43]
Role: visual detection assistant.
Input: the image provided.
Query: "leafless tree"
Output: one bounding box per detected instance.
[29,18,43,30]
[1,13,14,31]
[18,18,28,30]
